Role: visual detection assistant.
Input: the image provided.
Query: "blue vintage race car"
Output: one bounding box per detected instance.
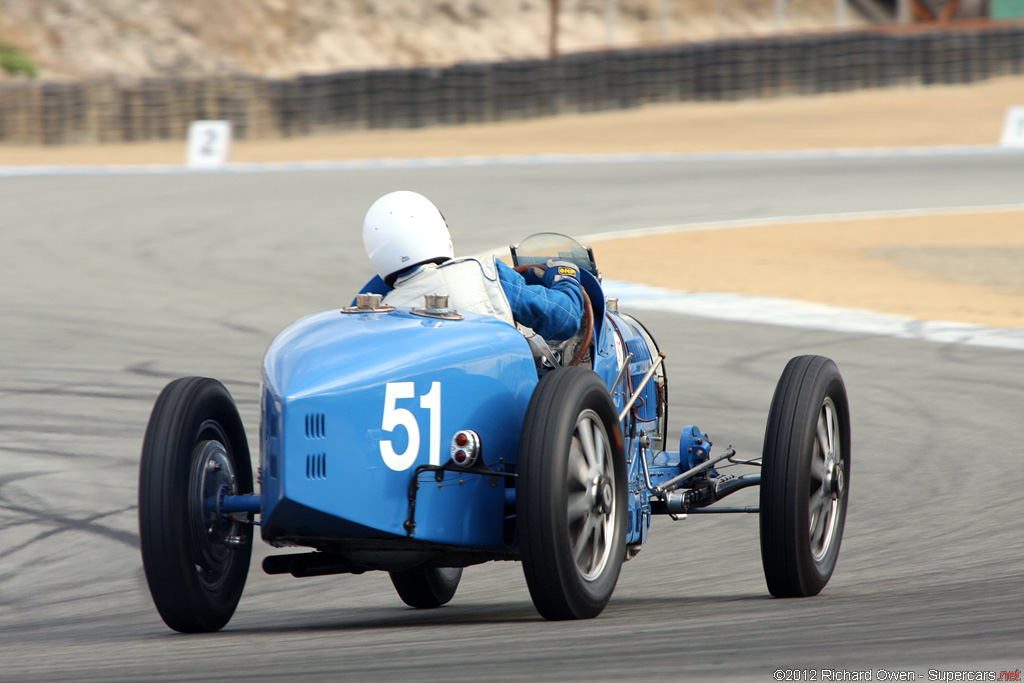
[139,233,851,633]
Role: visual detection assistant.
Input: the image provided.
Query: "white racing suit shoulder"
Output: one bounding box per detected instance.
[382,257,515,326]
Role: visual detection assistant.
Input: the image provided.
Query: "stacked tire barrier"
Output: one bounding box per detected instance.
[1,24,1023,145]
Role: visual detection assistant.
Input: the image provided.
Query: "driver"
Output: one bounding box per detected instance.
[361,190,584,342]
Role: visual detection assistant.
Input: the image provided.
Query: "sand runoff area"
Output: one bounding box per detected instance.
[3,75,1023,329]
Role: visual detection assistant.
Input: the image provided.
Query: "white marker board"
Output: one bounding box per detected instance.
[999,106,1024,147]
[187,120,233,168]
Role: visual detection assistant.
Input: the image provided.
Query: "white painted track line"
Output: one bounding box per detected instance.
[1,144,1022,177]
[604,280,1024,351]
[578,203,1024,242]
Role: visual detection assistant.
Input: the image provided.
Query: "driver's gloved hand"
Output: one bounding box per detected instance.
[532,259,579,288]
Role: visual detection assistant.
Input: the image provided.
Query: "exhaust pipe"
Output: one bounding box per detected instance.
[262,552,367,578]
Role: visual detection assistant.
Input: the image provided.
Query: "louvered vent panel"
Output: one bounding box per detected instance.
[624,337,652,368]
[623,337,657,422]
[305,453,327,480]
[304,413,326,439]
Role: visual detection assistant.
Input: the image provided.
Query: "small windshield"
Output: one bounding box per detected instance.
[511,232,596,275]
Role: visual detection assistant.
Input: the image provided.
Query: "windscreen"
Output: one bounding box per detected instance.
[511,232,596,275]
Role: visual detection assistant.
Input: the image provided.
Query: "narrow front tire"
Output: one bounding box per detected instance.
[760,355,850,598]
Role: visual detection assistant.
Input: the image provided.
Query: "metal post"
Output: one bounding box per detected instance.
[660,0,671,40]
[897,0,911,23]
[550,0,560,58]
[775,0,786,31]
[835,0,847,27]
[605,0,616,46]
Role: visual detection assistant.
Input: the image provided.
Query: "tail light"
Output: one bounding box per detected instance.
[450,430,481,468]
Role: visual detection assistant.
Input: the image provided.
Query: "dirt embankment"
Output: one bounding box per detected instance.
[0,0,851,82]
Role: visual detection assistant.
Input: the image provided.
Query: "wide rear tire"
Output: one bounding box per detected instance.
[139,377,253,632]
[389,567,463,608]
[760,355,850,597]
[518,366,626,620]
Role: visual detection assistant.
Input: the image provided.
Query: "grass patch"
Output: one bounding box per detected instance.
[0,39,38,78]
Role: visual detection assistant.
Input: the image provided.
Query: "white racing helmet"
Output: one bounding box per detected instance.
[362,191,454,285]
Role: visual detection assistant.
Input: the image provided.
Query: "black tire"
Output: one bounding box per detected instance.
[139,377,253,633]
[760,355,850,598]
[389,567,463,608]
[518,366,627,620]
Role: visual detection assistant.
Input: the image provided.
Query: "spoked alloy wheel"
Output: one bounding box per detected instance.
[760,355,850,598]
[566,409,617,581]
[139,377,253,632]
[809,397,844,564]
[518,367,626,620]
[389,567,463,608]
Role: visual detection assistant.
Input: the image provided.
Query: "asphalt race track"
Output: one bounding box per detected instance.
[1,152,1022,681]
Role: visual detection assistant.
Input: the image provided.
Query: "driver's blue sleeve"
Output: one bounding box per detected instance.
[353,274,390,305]
[495,260,583,341]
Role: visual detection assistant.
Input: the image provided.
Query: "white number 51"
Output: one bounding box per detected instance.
[380,381,441,471]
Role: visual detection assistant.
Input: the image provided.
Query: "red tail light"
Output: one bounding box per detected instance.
[450,430,480,467]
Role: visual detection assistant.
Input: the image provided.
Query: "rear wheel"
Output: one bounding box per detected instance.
[139,377,253,632]
[760,355,850,597]
[518,366,626,620]
[389,567,463,608]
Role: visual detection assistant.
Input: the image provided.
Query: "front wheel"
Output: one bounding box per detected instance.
[139,377,253,632]
[518,366,627,620]
[389,567,463,608]
[760,355,851,598]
